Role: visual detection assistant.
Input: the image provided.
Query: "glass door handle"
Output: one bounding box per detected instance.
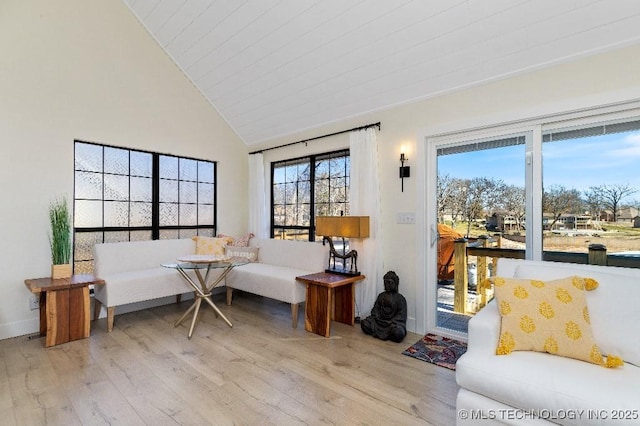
[431,225,438,247]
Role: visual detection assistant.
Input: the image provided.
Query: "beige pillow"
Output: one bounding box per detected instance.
[192,236,228,256]
[225,246,259,262]
[493,275,622,368]
[216,233,254,247]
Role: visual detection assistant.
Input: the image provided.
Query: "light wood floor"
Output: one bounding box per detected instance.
[0,292,459,425]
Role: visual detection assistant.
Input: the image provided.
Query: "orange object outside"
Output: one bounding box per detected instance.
[437,223,463,281]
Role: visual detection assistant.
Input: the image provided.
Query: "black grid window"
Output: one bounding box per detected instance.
[73,140,216,273]
[271,149,349,241]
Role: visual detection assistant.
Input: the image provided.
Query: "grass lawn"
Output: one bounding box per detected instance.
[444,221,640,253]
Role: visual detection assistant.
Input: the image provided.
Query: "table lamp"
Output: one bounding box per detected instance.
[315,215,370,276]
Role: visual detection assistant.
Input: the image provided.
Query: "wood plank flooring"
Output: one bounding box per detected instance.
[0,292,459,425]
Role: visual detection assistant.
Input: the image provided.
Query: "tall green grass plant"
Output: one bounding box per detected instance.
[49,198,71,265]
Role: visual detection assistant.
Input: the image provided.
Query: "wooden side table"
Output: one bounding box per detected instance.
[296,272,365,337]
[24,274,105,347]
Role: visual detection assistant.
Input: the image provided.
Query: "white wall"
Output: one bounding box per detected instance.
[254,43,640,333]
[3,0,640,340]
[0,0,248,339]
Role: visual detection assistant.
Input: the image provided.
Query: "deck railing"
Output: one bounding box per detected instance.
[452,238,640,314]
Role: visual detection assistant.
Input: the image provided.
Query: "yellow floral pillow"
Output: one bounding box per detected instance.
[192,236,228,256]
[493,276,622,368]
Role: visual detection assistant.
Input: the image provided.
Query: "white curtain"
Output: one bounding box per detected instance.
[350,128,383,319]
[248,153,269,239]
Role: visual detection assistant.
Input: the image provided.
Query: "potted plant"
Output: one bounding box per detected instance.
[49,198,72,279]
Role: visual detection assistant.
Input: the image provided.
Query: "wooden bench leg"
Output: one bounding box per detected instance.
[94,299,102,321]
[291,303,299,328]
[226,287,233,305]
[107,307,115,332]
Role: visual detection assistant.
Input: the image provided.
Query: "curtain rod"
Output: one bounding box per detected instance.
[249,122,381,155]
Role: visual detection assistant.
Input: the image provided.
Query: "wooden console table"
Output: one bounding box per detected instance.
[296,272,365,337]
[24,274,105,347]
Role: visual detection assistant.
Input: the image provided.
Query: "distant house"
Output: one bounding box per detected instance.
[599,207,639,223]
[617,207,639,223]
[599,210,613,222]
[486,213,520,232]
[542,213,596,230]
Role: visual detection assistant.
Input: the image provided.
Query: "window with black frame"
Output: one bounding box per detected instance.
[73,141,216,273]
[271,150,349,241]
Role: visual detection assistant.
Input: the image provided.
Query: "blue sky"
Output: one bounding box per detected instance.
[438,131,640,199]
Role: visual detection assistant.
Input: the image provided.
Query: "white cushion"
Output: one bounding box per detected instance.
[458,302,640,424]
[226,263,311,304]
[456,389,551,425]
[514,261,640,366]
[251,238,327,271]
[493,257,521,279]
[94,238,195,275]
[93,237,327,320]
[94,267,194,307]
[457,347,640,425]
[93,239,201,308]
[458,259,640,425]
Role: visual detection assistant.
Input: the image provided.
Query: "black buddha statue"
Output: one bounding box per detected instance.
[361,270,407,343]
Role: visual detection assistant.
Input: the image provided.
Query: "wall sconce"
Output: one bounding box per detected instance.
[399,152,410,192]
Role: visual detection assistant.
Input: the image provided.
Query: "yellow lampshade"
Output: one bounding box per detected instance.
[316,216,370,238]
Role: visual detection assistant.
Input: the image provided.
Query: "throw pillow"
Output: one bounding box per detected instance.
[493,275,622,368]
[216,233,254,247]
[225,246,259,262]
[514,263,640,367]
[192,236,228,256]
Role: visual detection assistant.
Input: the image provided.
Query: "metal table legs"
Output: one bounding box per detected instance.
[174,264,235,338]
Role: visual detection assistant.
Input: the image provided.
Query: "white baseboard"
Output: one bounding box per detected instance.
[93,292,196,319]
[0,289,226,341]
[406,316,417,334]
[0,317,40,341]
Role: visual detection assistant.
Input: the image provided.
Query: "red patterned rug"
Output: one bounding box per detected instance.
[402,333,467,370]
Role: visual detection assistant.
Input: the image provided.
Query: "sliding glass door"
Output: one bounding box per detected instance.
[434,133,530,334]
[425,108,640,337]
[542,119,640,256]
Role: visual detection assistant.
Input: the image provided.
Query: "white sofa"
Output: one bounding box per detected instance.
[93,238,198,332]
[456,258,640,425]
[225,238,328,328]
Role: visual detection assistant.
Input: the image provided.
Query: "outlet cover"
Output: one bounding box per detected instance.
[396,212,416,224]
[29,294,39,311]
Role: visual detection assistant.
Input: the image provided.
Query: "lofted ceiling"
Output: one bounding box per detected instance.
[123,0,640,146]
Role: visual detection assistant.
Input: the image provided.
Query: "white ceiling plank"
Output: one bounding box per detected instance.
[179,0,281,72]
[199,0,397,97]
[187,0,318,82]
[217,0,547,118]
[489,14,640,76]
[164,1,248,58]
[224,1,640,130]
[150,0,215,47]
[195,0,363,94]
[121,0,640,144]
[138,0,187,34]
[214,1,477,114]
[210,1,457,107]
[127,0,162,21]
[523,2,640,49]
